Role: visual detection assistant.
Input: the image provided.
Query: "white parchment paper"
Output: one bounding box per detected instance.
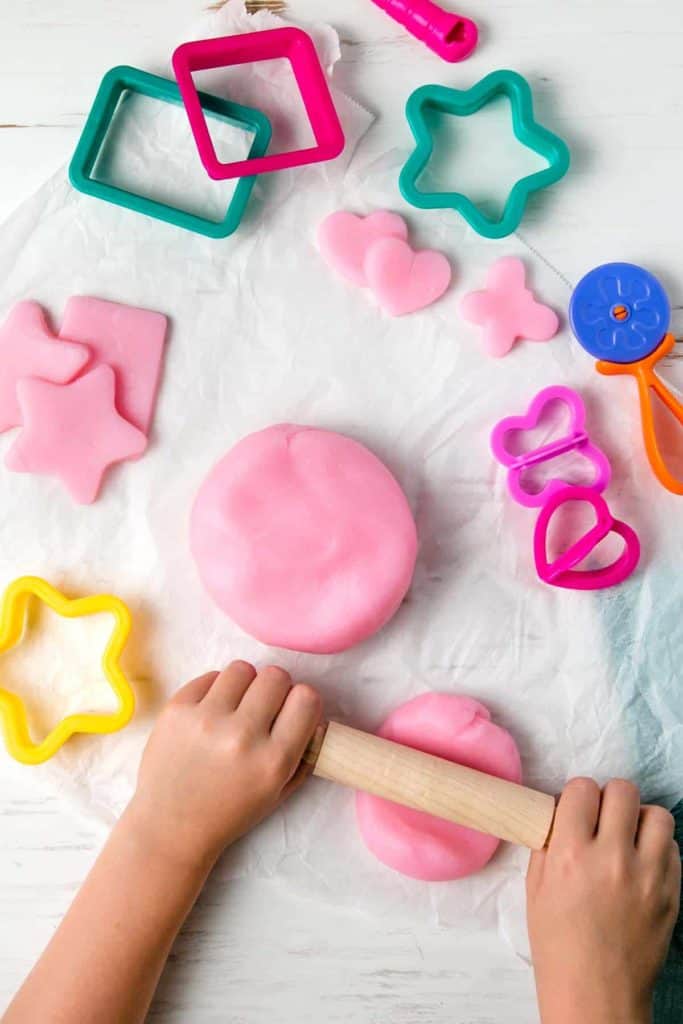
[1,1,682,951]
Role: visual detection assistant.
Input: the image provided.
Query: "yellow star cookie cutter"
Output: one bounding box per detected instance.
[0,576,135,765]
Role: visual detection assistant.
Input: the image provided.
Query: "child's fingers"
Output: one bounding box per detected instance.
[171,672,219,704]
[550,777,601,845]
[526,848,546,891]
[203,660,257,710]
[637,805,675,861]
[597,779,641,846]
[279,760,314,803]
[270,684,322,764]
[238,666,292,730]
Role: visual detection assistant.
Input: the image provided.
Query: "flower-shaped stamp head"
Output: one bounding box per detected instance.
[569,262,670,364]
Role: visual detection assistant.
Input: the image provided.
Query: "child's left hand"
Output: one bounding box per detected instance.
[129,662,323,872]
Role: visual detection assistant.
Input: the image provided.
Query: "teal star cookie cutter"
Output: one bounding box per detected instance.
[399,69,570,240]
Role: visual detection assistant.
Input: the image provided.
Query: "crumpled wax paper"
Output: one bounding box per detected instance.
[1,0,683,950]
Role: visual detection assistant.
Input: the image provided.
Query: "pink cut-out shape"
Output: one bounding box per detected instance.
[317,211,409,287]
[460,256,559,358]
[490,385,612,508]
[6,366,148,504]
[0,301,90,433]
[364,237,452,316]
[59,297,168,434]
[534,486,640,590]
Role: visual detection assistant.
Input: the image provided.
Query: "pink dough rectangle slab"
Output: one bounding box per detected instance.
[59,297,168,435]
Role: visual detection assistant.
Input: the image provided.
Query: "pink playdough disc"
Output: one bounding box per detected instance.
[356,693,522,881]
[190,424,418,654]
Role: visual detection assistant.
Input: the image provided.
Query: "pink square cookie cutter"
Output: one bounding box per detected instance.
[172,26,345,181]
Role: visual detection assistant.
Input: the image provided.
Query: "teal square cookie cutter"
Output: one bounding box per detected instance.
[69,65,272,240]
[399,69,570,240]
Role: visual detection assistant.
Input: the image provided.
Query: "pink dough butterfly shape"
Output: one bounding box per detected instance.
[490,385,612,508]
[534,486,640,590]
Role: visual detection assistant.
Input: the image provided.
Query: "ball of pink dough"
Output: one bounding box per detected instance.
[190,424,418,654]
[356,693,522,881]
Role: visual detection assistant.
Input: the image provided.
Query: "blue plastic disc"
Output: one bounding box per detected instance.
[569,262,670,363]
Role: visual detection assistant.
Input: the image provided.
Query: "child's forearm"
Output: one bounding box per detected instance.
[3,798,211,1024]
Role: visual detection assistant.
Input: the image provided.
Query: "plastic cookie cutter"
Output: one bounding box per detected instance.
[569,262,683,495]
[369,0,478,63]
[399,70,570,239]
[490,385,612,508]
[172,27,345,181]
[69,65,272,239]
[0,577,135,765]
[534,486,641,591]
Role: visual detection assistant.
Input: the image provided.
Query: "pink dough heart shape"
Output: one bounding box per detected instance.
[364,237,452,317]
[317,210,409,287]
[533,486,640,591]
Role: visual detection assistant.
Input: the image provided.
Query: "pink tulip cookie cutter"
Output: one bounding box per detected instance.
[172,27,345,181]
[534,486,640,591]
[490,386,612,508]
[460,257,559,359]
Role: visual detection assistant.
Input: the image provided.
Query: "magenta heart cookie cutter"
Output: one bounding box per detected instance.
[490,385,612,508]
[534,486,641,590]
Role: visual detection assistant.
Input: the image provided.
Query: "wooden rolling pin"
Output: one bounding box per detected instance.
[303,722,556,850]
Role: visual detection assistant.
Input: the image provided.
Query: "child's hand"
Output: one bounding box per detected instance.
[527,778,680,1024]
[128,662,322,872]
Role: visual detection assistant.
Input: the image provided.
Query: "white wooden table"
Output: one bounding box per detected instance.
[2,1,681,1020]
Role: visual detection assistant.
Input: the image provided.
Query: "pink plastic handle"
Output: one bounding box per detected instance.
[490,385,612,508]
[370,0,478,62]
[533,486,641,591]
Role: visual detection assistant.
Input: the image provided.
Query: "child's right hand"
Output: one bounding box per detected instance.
[127,662,322,873]
[527,778,681,1024]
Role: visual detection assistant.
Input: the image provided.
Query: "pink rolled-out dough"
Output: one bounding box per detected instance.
[356,693,522,881]
[190,424,418,654]
[59,296,168,434]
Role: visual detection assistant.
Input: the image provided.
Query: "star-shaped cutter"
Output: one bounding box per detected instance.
[0,577,135,765]
[399,70,570,240]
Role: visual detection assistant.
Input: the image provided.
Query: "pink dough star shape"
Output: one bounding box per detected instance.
[6,366,148,504]
[459,257,559,358]
[0,301,90,432]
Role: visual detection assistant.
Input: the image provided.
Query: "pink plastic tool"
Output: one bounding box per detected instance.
[59,296,168,435]
[0,302,90,433]
[534,486,640,591]
[6,366,147,504]
[490,386,612,508]
[364,237,452,316]
[370,0,478,63]
[460,257,559,359]
[317,210,409,287]
[172,27,345,181]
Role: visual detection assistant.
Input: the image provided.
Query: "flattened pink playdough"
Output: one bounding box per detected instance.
[0,301,90,432]
[356,693,522,881]
[317,210,408,287]
[190,424,418,654]
[59,296,168,434]
[364,237,452,316]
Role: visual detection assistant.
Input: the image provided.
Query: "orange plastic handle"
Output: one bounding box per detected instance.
[597,334,683,495]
